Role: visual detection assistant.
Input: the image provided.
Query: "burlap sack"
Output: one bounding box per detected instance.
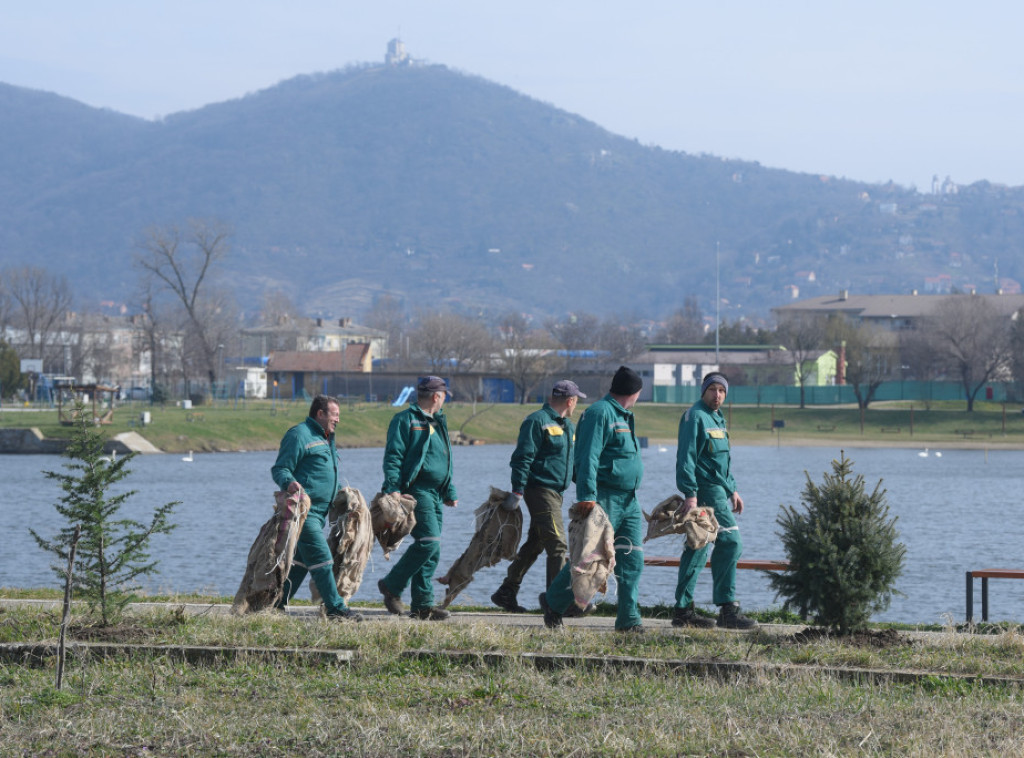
[311,486,374,603]
[436,486,523,608]
[643,494,720,550]
[566,502,616,612]
[369,491,417,559]
[231,486,311,615]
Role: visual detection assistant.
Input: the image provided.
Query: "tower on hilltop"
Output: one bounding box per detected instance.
[386,39,409,66]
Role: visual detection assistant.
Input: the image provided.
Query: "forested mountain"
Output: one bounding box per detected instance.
[2,62,1023,323]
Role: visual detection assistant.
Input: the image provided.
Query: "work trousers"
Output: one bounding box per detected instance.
[674,496,742,607]
[501,485,567,591]
[279,508,348,614]
[545,486,644,630]
[381,485,444,612]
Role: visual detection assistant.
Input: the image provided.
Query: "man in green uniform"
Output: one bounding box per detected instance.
[378,375,458,621]
[491,379,586,614]
[673,371,757,630]
[271,394,362,621]
[540,366,646,633]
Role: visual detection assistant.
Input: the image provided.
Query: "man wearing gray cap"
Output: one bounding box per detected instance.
[378,375,458,621]
[491,380,586,614]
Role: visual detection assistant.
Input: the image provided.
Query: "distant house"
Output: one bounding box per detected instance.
[241,317,387,363]
[266,343,372,400]
[773,290,1024,332]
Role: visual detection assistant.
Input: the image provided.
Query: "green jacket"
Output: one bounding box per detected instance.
[382,403,457,501]
[573,394,643,501]
[509,402,576,494]
[270,416,339,514]
[676,398,737,502]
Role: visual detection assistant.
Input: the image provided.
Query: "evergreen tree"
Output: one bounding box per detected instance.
[31,403,178,625]
[768,451,905,634]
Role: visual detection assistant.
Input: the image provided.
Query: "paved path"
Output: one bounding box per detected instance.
[1,598,963,641]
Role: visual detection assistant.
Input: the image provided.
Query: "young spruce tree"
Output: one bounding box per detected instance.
[31,403,178,626]
[768,451,905,634]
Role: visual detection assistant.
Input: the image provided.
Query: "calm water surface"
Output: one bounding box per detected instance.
[6,444,1023,624]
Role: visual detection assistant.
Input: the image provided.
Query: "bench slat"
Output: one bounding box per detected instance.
[645,556,788,571]
[970,569,1024,579]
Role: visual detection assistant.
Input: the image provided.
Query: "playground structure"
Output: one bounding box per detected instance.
[392,386,414,406]
[55,382,119,426]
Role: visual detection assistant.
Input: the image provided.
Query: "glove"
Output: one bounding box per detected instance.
[501,492,523,512]
[575,500,596,517]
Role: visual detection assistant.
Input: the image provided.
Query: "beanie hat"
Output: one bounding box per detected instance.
[701,372,729,395]
[610,365,643,395]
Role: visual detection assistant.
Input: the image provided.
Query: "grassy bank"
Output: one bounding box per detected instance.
[2,604,1023,755]
[2,398,1024,453]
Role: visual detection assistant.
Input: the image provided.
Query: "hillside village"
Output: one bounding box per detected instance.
[2,289,1022,411]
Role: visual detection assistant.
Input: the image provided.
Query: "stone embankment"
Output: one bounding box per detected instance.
[0,428,162,455]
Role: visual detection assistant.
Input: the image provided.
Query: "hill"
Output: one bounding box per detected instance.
[2,62,1023,323]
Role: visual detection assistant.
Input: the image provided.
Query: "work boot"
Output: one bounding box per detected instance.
[538,592,563,629]
[378,579,405,615]
[491,583,528,613]
[672,604,715,629]
[410,606,450,621]
[563,601,597,618]
[616,625,646,634]
[327,606,364,622]
[717,602,758,630]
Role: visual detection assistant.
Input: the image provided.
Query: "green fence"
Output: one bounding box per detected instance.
[653,381,1024,406]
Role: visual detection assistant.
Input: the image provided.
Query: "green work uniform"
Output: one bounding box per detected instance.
[501,403,575,591]
[545,394,644,630]
[674,398,742,607]
[379,403,457,612]
[270,415,350,614]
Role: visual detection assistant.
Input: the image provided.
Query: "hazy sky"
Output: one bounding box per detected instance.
[3,1,1022,190]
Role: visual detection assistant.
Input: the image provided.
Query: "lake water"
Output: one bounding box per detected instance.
[6,443,1023,624]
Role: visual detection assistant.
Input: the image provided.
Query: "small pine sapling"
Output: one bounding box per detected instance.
[31,403,179,626]
[768,451,905,634]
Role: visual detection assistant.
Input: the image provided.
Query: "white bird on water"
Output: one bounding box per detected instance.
[182,451,194,462]
[918,448,929,457]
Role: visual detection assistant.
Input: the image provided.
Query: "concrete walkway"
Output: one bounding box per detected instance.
[0,598,964,641]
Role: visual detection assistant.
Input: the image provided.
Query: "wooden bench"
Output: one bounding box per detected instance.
[955,429,976,439]
[879,427,901,433]
[645,556,789,571]
[816,424,836,432]
[965,568,1024,622]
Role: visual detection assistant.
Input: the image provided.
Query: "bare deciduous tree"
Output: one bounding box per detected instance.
[364,293,408,362]
[918,295,1013,412]
[2,265,73,371]
[657,296,705,344]
[496,312,555,404]
[600,314,650,363]
[135,220,234,392]
[545,312,600,373]
[827,315,897,410]
[411,310,494,400]
[777,314,827,408]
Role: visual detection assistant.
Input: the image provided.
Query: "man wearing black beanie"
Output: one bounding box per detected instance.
[540,365,646,633]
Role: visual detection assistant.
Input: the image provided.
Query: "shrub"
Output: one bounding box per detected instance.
[768,451,905,634]
[30,403,179,625]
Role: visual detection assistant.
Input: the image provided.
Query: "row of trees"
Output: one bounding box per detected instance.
[4,219,1024,409]
[778,296,1024,411]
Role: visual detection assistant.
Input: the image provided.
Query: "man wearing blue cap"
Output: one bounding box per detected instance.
[378,375,458,621]
[673,371,757,630]
[491,379,586,614]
